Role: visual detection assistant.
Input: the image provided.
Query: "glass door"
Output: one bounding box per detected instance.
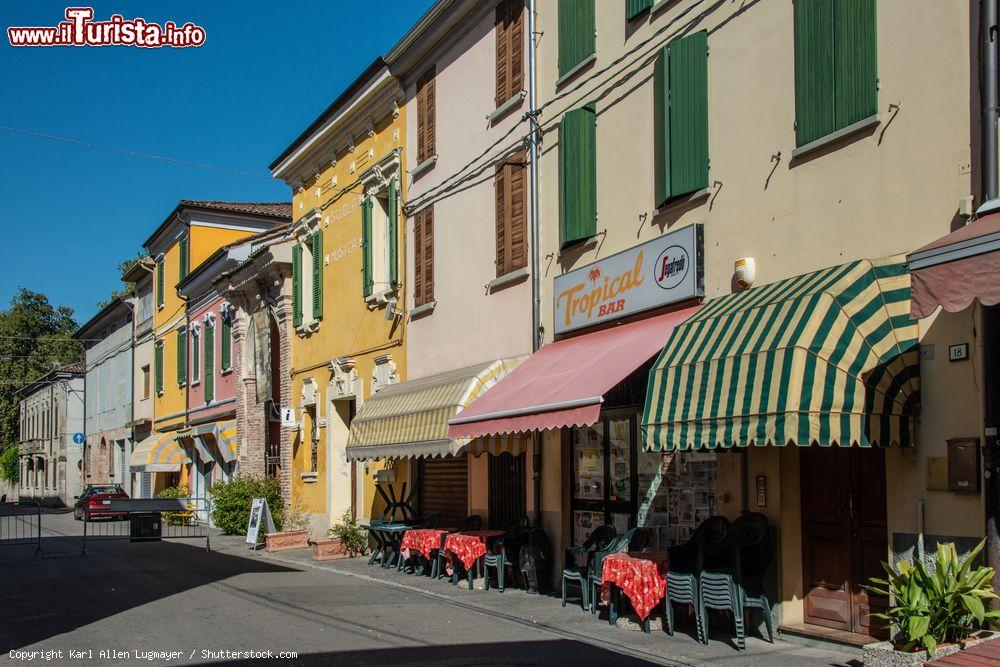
[570,412,639,545]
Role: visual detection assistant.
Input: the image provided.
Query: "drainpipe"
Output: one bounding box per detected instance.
[527,0,542,527]
[978,0,999,214]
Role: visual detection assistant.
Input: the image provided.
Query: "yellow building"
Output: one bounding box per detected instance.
[269,59,408,534]
[139,200,290,493]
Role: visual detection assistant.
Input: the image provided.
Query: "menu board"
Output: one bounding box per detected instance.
[637,451,717,549]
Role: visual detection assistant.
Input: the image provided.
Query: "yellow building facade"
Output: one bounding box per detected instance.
[269,60,409,534]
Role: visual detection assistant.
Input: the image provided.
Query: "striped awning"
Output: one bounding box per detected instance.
[462,434,530,457]
[178,427,211,462]
[129,432,191,472]
[345,358,522,460]
[190,420,238,464]
[642,255,920,451]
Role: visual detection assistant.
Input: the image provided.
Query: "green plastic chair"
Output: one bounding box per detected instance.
[483,517,530,592]
[664,516,729,644]
[560,525,616,610]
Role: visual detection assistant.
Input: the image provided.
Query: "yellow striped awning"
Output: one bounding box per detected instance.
[129,432,191,472]
[461,434,530,457]
[642,255,920,451]
[191,420,238,464]
[346,358,522,460]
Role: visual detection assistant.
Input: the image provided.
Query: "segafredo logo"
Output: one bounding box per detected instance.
[653,245,689,290]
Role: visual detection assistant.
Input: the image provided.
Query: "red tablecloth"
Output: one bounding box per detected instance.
[443,532,493,569]
[400,529,447,560]
[601,551,669,622]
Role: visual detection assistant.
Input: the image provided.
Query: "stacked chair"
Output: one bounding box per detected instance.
[483,516,531,592]
[560,524,616,610]
[664,515,730,643]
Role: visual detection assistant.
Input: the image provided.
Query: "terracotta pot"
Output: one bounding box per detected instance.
[265,529,309,552]
[312,538,349,561]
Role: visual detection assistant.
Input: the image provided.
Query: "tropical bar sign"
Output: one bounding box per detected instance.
[554,224,704,335]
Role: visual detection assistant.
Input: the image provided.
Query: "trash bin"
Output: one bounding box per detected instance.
[130,512,162,542]
[518,528,552,595]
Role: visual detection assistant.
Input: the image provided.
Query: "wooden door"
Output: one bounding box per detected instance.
[801,447,888,636]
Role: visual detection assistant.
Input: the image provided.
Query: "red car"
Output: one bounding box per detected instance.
[73,484,129,520]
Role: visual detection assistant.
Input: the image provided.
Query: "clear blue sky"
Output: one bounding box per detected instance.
[0,0,433,323]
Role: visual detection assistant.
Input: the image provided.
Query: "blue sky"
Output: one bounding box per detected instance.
[0,0,433,322]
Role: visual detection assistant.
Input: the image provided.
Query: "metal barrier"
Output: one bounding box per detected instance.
[0,500,43,557]
[82,497,211,555]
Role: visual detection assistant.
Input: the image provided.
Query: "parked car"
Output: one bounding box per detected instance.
[73,484,129,520]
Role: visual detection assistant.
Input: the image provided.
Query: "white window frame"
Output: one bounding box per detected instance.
[190,322,201,386]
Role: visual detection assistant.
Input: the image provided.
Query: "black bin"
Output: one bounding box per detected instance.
[518,529,552,595]
[130,512,162,542]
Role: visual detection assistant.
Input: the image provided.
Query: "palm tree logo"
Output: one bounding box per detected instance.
[587,268,602,283]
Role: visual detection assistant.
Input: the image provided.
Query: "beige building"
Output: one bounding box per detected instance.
[123,259,156,497]
[450,0,986,643]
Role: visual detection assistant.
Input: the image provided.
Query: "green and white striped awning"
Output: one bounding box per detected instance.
[642,255,920,451]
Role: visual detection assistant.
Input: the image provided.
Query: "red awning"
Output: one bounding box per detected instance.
[909,213,1000,319]
[447,306,702,438]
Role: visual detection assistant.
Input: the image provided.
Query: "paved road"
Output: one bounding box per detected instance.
[0,510,858,666]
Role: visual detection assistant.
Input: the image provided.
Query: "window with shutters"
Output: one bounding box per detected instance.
[292,228,322,333]
[653,30,709,208]
[557,0,595,81]
[412,206,434,308]
[203,318,215,403]
[361,172,401,302]
[495,0,525,108]
[154,341,164,395]
[178,235,189,280]
[794,0,877,148]
[416,67,436,165]
[626,0,652,21]
[176,327,188,387]
[156,259,165,309]
[189,325,200,385]
[220,310,233,372]
[495,151,527,278]
[559,105,597,246]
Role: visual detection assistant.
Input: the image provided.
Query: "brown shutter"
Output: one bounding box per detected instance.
[417,67,436,163]
[422,206,434,303]
[416,76,427,163]
[413,211,424,306]
[496,151,527,278]
[496,1,510,107]
[496,0,524,108]
[495,161,507,277]
[509,0,524,96]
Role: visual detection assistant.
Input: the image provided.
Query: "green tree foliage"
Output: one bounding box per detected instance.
[0,288,82,456]
[97,252,144,309]
[0,446,18,483]
[208,475,284,536]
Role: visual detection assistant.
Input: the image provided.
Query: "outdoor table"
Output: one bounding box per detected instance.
[363,522,417,569]
[602,550,669,633]
[443,529,505,584]
[399,528,449,573]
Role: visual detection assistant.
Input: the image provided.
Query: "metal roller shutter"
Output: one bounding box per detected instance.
[418,454,468,529]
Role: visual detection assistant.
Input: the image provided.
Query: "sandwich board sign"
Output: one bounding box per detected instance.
[246,497,276,549]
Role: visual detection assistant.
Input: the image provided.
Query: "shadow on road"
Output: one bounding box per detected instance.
[0,537,297,653]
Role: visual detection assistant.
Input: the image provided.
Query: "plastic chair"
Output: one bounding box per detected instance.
[437,515,483,584]
[402,513,442,574]
[664,515,729,644]
[484,517,531,592]
[560,525,616,610]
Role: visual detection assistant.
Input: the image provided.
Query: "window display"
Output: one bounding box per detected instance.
[637,450,717,549]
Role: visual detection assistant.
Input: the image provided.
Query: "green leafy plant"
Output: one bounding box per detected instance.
[0,445,18,483]
[867,539,1000,656]
[328,510,368,557]
[207,474,283,535]
[157,484,194,526]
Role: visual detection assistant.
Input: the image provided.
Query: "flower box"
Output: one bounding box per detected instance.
[862,631,999,667]
[312,537,349,561]
[264,529,309,552]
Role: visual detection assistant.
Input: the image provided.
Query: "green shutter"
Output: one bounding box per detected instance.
[156,260,164,308]
[204,323,214,402]
[361,197,373,298]
[178,237,189,279]
[794,0,836,146]
[654,45,670,207]
[558,0,595,78]
[311,231,323,320]
[154,344,164,394]
[559,105,597,246]
[626,0,652,21]
[292,243,302,328]
[667,31,709,199]
[221,314,231,370]
[834,0,877,129]
[388,177,399,287]
[177,329,187,386]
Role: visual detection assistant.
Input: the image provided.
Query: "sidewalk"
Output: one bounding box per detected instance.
[210,533,860,667]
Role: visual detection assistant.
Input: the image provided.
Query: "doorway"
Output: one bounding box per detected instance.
[488,452,525,530]
[800,446,888,637]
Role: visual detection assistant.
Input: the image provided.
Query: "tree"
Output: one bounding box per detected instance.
[0,288,82,454]
[0,446,17,483]
[97,252,144,309]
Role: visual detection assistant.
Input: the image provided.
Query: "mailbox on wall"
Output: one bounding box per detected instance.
[947,438,980,493]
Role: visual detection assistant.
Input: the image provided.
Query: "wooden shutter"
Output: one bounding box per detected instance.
[626,0,652,21]
[177,329,187,385]
[292,243,302,327]
[421,207,434,303]
[559,105,597,246]
[388,177,399,287]
[361,197,373,298]
[496,152,527,277]
[311,231,323,319]
[495,0,525,107]
[154,343,163,394]
[496,1,509,107]
[178,236,189,279]
[204,323,214,403]
[412,207,434,307]
[156,260,164,307]
[668,31,709,198]
[416,67,436,163]
[221,314,231,370]
[834,0,877,129]
[794,0,836,146]
[557,0,595,78]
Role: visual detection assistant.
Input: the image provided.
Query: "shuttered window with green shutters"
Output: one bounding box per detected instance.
[361,197,373,298]
[794,0,877,147]
[559,105,597,246]
[558,0,595,79]
[156,260,164,308]
[626,0,652,21]
[292,243,303,328]
[154,342,164,394]
[221,313,232,371]
[654,30,709,207]
[176,329,187,386]
[178,236,189,280]
[311,231,323,320]
[388,177,399,287]
[204,322,214,403]
[191,329,200,383]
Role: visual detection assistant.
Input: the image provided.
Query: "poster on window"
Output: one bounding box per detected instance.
[638,450,716,549]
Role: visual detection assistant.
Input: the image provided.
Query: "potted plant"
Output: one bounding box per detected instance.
[265,499,310,552]
[313,510,368,561]
[862,539,1000,666]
